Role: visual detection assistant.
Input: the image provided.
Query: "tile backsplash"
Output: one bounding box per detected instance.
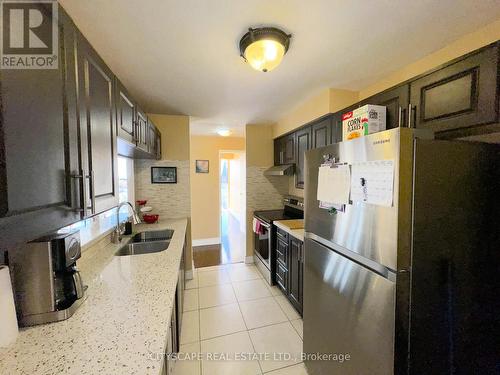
[134,159,191,219]
[245,166,288,257]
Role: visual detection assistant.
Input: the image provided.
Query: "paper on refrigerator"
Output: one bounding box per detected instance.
[317,164,351,205]
[350,159,394,207]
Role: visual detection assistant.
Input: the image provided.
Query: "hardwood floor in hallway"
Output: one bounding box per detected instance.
[193,209,245,268]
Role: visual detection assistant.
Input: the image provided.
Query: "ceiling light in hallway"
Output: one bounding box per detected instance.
[217,129,232,136]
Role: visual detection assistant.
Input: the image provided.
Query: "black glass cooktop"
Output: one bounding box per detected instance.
[254,209,300,224]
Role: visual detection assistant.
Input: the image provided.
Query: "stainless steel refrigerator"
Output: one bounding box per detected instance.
[303,128,500,375]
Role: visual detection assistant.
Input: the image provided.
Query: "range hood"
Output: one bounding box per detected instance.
[264,164,295,176]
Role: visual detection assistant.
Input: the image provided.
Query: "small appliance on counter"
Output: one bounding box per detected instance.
[9,231,87,326]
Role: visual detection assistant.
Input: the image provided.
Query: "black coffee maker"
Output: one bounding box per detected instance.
[10,231,86,326]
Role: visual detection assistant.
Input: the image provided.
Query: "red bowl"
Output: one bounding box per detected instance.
[143,214,159,224]
[136,200,148,206]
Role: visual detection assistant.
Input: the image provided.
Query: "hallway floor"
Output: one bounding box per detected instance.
[173,263,308,375]
[193,210,245,268]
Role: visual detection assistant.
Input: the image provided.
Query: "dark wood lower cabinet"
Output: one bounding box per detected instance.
[274,226,303,316]
[288,237,303,315]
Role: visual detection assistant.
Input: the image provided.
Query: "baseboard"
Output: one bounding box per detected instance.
[245,256,254,264]
[192,237,220,247]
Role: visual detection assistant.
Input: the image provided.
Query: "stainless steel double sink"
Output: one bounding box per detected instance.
[115,229,174,256]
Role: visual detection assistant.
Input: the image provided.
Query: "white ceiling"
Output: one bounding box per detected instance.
[59,0,500,135]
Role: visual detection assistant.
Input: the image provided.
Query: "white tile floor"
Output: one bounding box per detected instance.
[173,263,309,375]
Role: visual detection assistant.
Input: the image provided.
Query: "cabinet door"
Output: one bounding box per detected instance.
[410,44,498,134]
[295,126,311,189]
[0,5,82,247]
[359,84,410,129]
[332,104,359,143]
[115,80,135,144]
[276,261,288,294]
[76,32,118,215]
[276,237,288,268]
[288,237,303,315]
[147,119,157,155]
[156,129,162,160]
[283,133,296,164]
[312,116,332,149]
[136,109,148,151]
[274,138,282,165]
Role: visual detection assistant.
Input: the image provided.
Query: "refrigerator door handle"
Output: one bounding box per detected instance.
[305,232,397,282]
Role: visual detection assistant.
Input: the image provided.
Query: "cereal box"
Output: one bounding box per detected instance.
[342,105,386,141]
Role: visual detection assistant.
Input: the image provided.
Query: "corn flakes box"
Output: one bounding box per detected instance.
[342,105,386,141]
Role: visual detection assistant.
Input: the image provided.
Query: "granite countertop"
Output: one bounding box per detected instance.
[274,220,305,241]
[0,218,187,375]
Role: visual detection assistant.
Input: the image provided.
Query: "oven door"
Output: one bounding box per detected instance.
[253,218,271,268]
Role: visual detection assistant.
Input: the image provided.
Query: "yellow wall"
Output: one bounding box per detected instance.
[147,114,190,160]
[246,124,275,167]
[272,89,330,138]
[190,136,245,241]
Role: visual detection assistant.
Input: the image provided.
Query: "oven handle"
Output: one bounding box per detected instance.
[254,218,271,229]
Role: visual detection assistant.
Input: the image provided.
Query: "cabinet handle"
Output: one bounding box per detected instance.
[398,106,403,127]
[87,171,96,215]
[408,104,413,128]
[70,172,86,214]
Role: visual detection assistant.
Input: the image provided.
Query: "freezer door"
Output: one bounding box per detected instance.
[304,128,430,271]
[303,238,396,375]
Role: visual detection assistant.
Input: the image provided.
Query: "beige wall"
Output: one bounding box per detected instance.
[246,124,275,167]
[272,18,500,139]
[148,114,190,161]
[190,136,245,241]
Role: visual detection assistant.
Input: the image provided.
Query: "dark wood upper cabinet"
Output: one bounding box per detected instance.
[115,80,136,144]
[0,5,83,247]
[295,126,312,189]
[410,43,498,135]
[312,116,332,148]
[288,237,303,315]
[359,84,410,129]
[147,118,158,156]
[331,104,359,143]
[136,108,149,152]
[75,30,118,215]
[274,132,296,165]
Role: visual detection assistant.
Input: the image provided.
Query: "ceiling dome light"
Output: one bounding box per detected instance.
[217,129,231,137]
[239,27,291,72]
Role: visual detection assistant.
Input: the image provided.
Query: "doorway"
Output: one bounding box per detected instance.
[219,150,246,264]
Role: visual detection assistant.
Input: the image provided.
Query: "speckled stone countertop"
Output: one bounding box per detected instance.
[274,220,305,242]
[0,218,187,375]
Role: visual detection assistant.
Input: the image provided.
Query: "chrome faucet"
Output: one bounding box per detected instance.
[111,201,142,244]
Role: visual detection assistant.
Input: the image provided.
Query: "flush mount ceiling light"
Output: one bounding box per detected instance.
[239,27,291,72]
[217,129,231,137]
